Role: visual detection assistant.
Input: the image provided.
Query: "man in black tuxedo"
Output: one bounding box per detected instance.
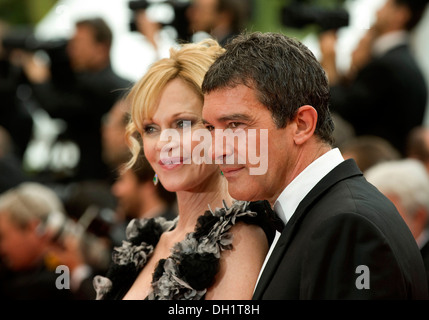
[320,0,429,156]
[202,31,428,299]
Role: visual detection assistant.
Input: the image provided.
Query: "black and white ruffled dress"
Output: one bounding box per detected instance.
[93,200,276,300]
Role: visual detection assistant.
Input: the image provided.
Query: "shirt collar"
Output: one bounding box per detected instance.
[372,31,409,57]
[274,148,344,226]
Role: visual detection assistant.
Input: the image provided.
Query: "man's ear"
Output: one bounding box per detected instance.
[292,105,318,145]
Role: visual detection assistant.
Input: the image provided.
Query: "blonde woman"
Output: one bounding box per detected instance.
[93,39,275,300]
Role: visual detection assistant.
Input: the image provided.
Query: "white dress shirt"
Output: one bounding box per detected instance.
[254,148,345,291]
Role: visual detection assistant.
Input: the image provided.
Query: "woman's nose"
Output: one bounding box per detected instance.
[156,128,181,154]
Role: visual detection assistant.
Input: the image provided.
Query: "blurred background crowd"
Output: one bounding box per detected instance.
[0,0,428,299]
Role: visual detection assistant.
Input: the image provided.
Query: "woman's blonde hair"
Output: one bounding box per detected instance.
[125,39,225,169]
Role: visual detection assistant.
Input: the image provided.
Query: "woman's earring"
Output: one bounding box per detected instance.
[153,173,159,186]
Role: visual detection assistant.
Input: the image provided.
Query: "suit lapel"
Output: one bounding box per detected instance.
[252,159,362,299]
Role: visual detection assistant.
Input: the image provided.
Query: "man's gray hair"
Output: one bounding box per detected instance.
[0,182,65,229]
[365,159,429,218]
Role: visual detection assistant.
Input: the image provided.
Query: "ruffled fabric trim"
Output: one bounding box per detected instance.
[93,200,259,300]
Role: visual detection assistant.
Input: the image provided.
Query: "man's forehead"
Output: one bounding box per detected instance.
[204,85,258,107]
[205,83,253,96]
[202,112,252,124]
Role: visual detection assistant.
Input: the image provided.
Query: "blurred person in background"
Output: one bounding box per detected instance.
[406,126,429,173]
[0,126,30,194]
[129,0,178,61]
[0,19,34,159]
[331,113,356,150]
[320,0,429,156]
[365,158,429,291]
[340,135,401,173]
[110,151,177,247]
[59,179,118,265]
[0,182,75,299]
[119,0,181,81]
[0,181,110,299]
[101,97,132,180]
[186,0,250,46]
[16,17,132,183]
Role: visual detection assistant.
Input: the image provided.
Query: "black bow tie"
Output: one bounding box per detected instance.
[263,200,285,232]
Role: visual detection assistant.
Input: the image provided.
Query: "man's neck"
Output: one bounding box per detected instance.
[269,142,332,205]
[271,147,344,226]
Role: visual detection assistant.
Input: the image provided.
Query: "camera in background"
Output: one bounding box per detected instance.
[1,27,73,85]
[281,0,349,32]
[128,0,192,42]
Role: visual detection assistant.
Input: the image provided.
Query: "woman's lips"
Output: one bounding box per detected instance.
[158,157,189,170]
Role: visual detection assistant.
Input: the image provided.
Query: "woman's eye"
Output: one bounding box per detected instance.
[205,124,214,132]
[143,125,156,134]
[177,120,192,129]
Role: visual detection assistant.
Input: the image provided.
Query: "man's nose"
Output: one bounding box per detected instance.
[210,129,234,164]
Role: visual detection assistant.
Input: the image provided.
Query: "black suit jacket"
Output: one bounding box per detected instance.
[253,159,428,299]
[330,43,427,155]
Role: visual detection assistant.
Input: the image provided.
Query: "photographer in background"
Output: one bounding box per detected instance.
[17,17,132,183]
[0,182,76,299]
[0,20,34,160]
[319,0,429,156]
[0,181,108,299]
[186,0,250,46]
[129,0,178,59]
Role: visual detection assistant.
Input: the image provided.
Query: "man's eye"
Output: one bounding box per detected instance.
[229,122,241,129]
[205,124,214,132]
